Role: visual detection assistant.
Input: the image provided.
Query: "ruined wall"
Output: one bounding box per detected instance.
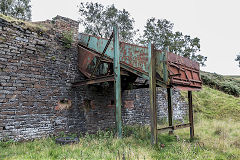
[0,16,86,141]
[0,15,188,141]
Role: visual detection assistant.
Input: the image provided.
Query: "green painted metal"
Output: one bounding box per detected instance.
[163,48,169,83]
[148,43,157,145]
[114,26,122,138]
[79,33,149,74]
[155,49,169,85]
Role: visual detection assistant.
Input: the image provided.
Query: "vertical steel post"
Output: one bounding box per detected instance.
[148,43,157,145]
[167,87,173,135]
[188,91,194,139]
[113,26,122,138]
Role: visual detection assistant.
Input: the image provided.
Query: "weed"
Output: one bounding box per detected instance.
[62,30,74,49]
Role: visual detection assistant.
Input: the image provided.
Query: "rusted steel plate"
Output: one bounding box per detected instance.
[78,45,97,78]
[78,45,110,78]
[167,52,202,90]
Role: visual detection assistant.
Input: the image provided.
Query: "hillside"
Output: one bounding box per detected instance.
[201,71,240,97]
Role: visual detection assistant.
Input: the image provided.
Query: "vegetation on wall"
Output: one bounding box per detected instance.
[62,30,74,49]
[0,13,47,32]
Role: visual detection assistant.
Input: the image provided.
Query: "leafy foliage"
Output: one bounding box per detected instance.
[0,0,31,21]
[78,2,138,43]
[139,18,207,66]
[201,71,240,97]
[235,53,240,67]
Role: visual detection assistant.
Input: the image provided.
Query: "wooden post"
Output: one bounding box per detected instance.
[167,87,173,135]
[114,26,122,138]
[148,43,157,145]
[188,91,194,139]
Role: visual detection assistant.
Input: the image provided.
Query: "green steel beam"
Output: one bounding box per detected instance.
[148,43,157,145]
[163,47,169,83]
[114,26,122,138]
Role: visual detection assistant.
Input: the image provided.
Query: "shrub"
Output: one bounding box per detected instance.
[62,30,74,49]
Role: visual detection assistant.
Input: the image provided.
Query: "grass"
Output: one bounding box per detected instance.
[1,119,240,160]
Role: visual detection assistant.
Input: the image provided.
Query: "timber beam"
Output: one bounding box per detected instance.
[188,91,194,139]
[114,26,122,138]
[158,123,191,133]
[148,43,157,145]
[72,75,115,86]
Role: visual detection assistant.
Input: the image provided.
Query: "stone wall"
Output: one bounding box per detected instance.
[0,15,188,141]
[122,88,188,125]
[0,15,85,141]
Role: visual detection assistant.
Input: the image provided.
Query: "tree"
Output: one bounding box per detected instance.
[236,54,240,67]
[78,2,138,43]
[139,18,207,66]
[0,0,31,21]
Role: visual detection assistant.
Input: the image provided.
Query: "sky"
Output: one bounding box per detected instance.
[31,0,240,75]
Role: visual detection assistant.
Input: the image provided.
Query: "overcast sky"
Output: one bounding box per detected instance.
[31,0,240,75]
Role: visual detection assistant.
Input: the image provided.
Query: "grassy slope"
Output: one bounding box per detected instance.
[190,86,240,120]
[1,86,240,160]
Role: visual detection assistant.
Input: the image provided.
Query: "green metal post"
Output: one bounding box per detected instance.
[114,26,122,138]
[167,87,173,135]
[163,47,169,83]
[148,43,157,145]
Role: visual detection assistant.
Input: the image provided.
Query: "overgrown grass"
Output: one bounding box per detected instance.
[1,119,240,160]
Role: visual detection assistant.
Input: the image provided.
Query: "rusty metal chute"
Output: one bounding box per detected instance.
[74,29,198,143]
[75,33,202,91]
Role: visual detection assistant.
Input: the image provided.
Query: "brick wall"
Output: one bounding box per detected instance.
[0,15,188,141]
